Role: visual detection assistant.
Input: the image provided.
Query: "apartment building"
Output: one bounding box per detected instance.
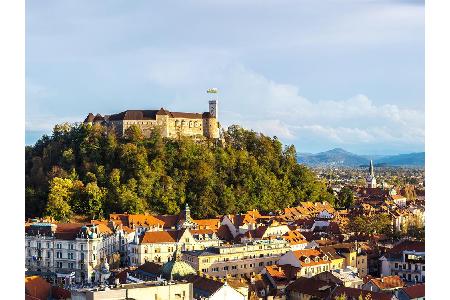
[25,221,127,284]
[379,240,425,283]
[182,239,291,279]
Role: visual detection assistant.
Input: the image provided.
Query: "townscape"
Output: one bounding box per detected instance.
[25,100,425,300]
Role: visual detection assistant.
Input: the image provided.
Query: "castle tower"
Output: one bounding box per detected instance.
[366,160,377,188]
[207,88,218,118]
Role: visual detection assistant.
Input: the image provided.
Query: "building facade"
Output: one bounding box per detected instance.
[84,100,220,139]
[25,221,127,284]
[183,239,291,279]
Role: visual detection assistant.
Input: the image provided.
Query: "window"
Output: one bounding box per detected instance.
[68,252,74,259]
[37,242,41,249]
[212,267,219,272]
[395,263,398,269]
[69,244,74,250]
[68,263,74,269]
[81,244,84,251]
[201,268,208,272]
[81,253,84,260]
[47,251,50,258]
[28,241,31,247]
[57,252,62,259]
[47,242,50,248]
[57,243,62,249]
[223,266,229,271]
[259,262,264,267]
[56,262,63,268]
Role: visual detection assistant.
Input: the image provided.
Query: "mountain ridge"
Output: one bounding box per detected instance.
[297,148,424,167]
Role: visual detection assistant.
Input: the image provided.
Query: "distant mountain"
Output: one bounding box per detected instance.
[297,148,424,167]
[297,148,369,167]
[375,152,424,167]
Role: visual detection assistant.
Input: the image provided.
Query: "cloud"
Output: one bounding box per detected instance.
[142,55,424,152]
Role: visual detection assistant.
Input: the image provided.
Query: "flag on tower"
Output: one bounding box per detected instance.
[207,88,218,93]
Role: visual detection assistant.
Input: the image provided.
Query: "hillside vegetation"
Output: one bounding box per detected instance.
[25,123,334,221]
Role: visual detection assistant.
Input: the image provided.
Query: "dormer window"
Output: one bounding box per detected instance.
[314,256,319,262]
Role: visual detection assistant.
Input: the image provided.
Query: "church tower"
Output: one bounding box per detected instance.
[366,160,377,188]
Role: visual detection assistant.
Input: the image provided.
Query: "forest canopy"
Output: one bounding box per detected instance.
[25,123,334,221]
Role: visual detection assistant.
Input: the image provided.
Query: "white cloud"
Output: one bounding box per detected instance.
[143,56,424,152]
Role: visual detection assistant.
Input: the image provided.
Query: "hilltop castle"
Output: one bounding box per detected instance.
[84,99,220,139]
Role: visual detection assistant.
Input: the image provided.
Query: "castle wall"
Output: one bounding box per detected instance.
[166,117,204,138]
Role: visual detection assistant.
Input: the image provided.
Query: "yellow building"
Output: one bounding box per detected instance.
[182,239,291,279]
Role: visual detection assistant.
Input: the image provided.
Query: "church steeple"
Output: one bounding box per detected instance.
[366,160,377,188]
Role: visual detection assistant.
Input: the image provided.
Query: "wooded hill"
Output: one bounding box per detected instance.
[25,123,334,221]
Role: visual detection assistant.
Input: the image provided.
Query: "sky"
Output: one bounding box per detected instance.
[26,0,424,155]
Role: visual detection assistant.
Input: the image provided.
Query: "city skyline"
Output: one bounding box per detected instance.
[26,0,424,155]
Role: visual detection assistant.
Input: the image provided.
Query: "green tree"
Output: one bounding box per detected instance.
[336,187,354,209]
[44,177,74,221]
[84,182,107,219]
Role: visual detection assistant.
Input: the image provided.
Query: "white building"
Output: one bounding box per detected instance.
[128,228,221,266]
[25,220,128,284]
[379,241,425,283]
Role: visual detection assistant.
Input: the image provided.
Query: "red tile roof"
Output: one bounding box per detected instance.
[25,276,51,300]
[402,283,425,299]
[370,275,405,290]
[140,230,181,243]
[331,286,393,300]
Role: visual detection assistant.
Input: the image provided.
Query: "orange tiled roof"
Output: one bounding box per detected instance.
[265,264,299,282]
[140,230,180,244]
[193,218,220,230]
[283,230,308,245]
[129,215,165,227]
[25,276,51,300]
[370,275,405,290]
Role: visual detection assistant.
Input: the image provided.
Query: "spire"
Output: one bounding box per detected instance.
[184,203,191,222]
[369,160,374,176]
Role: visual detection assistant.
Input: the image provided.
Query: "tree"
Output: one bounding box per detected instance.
[26,123,336,219]
[44,177,75,221]
[84,182,107,219]
[337,187,354,209]
[349,213,392,235]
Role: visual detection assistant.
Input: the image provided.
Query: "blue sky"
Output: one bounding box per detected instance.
[26,0,424,155]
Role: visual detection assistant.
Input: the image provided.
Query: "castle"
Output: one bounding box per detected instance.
[84,99,220,139]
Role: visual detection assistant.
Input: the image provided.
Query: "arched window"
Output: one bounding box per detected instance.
[189,121,193,127]
[175,120,180,127]
[182,120,186,126]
